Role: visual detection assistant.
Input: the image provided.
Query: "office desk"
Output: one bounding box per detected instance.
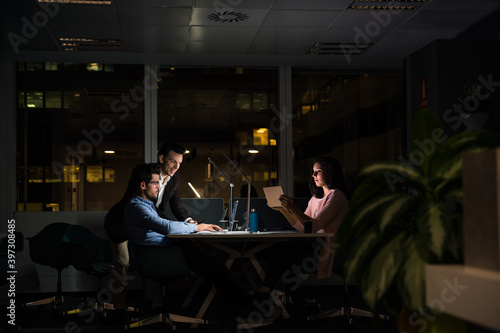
[169,231,334,323]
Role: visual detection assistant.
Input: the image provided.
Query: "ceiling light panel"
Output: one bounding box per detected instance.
[58,38,122,51]
[307,42,373,55]
[37,0,112,4]
[271,0,353,11]
[349,0,428,10]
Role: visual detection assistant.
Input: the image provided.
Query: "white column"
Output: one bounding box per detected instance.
[278,66,293,195]
[144,64,158,163]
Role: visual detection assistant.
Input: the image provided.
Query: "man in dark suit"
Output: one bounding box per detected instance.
[155,142,197,223]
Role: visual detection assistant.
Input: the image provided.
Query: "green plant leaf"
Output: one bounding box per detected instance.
[360,232,407,311]
[360,161,421,182]
[417,201,450,261]
[430,130,500,178]
[435,146,488,182]
[379,195,415,234]
[342,193,402,241]
[397,236,426,313]
[343,231,379,283]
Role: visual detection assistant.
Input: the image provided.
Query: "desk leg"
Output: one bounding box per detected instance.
[190,243,238,328]
[191,285,217,328]
[182,276,203,308]
[243,242,276,282]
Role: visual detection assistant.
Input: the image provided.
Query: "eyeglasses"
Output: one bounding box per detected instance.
[149,181,161,186]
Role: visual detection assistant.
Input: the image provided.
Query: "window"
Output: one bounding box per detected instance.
[157,67,279,201]
[291,72,405,196]
[17,62,145,211]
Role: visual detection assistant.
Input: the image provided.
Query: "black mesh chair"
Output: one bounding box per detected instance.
[25,223,76,309]
[61,225,114,315]
[126,244,207,331]
[307,241,390,328]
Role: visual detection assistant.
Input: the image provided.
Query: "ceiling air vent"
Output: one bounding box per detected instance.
[207,11,249,23]
[58,38,122,51]
[308,42,373,56]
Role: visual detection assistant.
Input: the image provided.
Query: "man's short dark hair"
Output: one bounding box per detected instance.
[158,142,186,157]
[129,163,161,191]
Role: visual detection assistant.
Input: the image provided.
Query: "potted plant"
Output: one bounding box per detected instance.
[335,108,500,332]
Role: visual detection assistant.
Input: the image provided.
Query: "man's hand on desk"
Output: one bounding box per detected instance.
[196,223,223,232]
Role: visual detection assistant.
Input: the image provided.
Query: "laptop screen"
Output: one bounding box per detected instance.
[228,200,239,231]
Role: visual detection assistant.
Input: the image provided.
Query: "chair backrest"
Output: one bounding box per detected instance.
[62,225,113,274]
[130,244,188,281]
[27,222,72,269]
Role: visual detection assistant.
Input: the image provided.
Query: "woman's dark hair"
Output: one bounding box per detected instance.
[104,163,160,241]
[309,156,350,199]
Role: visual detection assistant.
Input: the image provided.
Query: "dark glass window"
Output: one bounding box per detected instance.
[291,72,405,196]
[17,62,145,211]
[157,67,278,201]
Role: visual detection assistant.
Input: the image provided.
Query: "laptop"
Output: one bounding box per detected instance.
[228,200,239,231]
[233,197,309,231]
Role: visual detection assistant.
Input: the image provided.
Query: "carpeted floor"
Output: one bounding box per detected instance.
[4,285,397,333]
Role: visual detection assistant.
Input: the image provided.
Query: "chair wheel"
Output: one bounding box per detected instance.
[347,318,356,331]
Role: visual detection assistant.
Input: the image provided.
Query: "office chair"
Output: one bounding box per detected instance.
[126,244,207,331]
[25,222,78,309]
[61,225,114,315]
[307,241,390,328]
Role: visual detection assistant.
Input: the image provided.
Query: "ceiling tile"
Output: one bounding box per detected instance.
[401,11,494,29]
[263,10,343,28]
[190,26,259,42]
[194,0,274,10]
[320,27,392,44]
[44,6,121,38]
[186,41,250,53]
[117,6,192,26]
[248,27,327,55]
[121,25,188,41]
[124,40,187,53]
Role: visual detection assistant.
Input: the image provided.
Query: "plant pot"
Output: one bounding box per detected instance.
[397,306,467,333]
[422,313,467,333]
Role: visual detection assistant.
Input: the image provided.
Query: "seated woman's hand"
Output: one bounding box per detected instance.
[278,195,294,210]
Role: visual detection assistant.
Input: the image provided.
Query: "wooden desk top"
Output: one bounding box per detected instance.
[169,230,334,240]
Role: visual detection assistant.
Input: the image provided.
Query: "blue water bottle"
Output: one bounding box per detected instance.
[249,209,258,232]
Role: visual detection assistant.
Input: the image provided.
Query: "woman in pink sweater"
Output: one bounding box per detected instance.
[259,156,350,295]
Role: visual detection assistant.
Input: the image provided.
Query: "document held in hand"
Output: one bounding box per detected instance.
[263,186,284,208]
